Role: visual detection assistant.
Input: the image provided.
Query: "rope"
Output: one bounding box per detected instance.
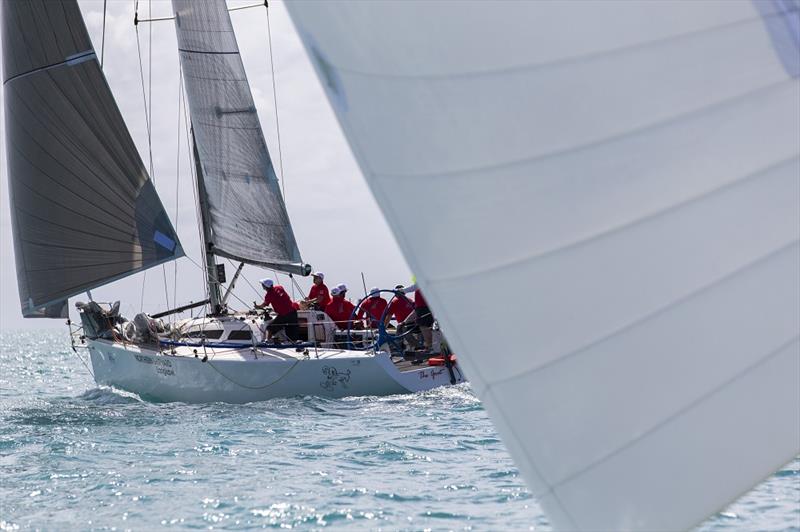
[206,356,302,390]
[264,3,286,202]
[70,347,95,379]
[67,322,95,379]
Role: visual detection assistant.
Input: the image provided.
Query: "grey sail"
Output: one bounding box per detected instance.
[1,0,184,318]
[172,0,306,275]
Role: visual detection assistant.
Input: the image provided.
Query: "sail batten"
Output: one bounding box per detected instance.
[286,1,800,530]
[172,0,306,275]
[1,0,184,318]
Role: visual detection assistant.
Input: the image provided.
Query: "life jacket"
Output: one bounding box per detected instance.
[427,354,456,366]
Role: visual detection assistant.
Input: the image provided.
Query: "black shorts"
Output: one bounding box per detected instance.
[267,310,299,341]
[416,306,434,327]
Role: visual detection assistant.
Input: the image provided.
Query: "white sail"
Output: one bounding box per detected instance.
[285,1,800,530]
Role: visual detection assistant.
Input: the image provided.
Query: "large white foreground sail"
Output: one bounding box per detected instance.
[286,1,800,530]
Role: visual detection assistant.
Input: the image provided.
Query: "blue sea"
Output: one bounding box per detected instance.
[1,330,797,531]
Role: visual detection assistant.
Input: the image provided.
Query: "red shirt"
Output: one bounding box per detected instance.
[414,289,428,309]
[262,285,295,316]
[325,296,356,329]
[386,296,414,323]
[358,296,388,326]
[308,283,331,308]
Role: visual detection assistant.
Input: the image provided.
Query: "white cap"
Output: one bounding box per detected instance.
[260,278,274,288]
[369,287,380,297]
[312,271,324,279]
[330,287,341,296]
[337,283,347,292]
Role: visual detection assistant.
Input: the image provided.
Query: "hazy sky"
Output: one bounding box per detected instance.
[0,0,411,330]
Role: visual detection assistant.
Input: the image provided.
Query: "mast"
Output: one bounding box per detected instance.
[191,133,222,314]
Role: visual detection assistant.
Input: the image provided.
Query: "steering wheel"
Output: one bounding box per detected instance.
[346,289,416,352]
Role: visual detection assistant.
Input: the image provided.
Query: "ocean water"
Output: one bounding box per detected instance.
[0,330,797,531]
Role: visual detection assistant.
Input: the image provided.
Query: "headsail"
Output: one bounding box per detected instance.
[1,0,184,318]
[286,1,800,530]
[172,0,307,275]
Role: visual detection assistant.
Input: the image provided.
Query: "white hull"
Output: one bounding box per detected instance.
[87,339,465,403]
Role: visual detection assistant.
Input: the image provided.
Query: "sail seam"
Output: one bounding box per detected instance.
[373,78,797,180]
[548,333,800,493]
[423,154,799,284]
[21,240,150,255]
[27,258,171,274]
[178,47,239,55]
[15,207,142,247]
[2,50,96,85]
[194,121,261,131]
[321,10,783,80]
[485,239,800,390]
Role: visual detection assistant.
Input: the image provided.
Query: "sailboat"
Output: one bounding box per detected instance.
[1,0,464,403]
[284,1,800,531]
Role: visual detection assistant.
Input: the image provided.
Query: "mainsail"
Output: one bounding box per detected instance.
[172,0,306,275]
[2,0,183,318]
[286,1,800,530]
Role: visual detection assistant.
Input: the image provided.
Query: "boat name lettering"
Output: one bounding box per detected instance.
[134,354,153,364]
[419,368,445,380]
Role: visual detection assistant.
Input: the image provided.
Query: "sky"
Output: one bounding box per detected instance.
[0,0,411,330]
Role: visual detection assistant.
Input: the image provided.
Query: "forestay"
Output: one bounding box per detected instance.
[286,1,800,530]
[172,0,306,275]
[1,0,183,318]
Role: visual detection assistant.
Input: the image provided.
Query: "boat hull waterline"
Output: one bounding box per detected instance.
[87,339,465,403]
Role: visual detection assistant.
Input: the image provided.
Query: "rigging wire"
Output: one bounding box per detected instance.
[264,2,286,202]
[180,71,213,314]
[134,0,172,314]
[100,0,107,70]
[230,259,265,301]
[134,0,152,313]
[173,68,184,324]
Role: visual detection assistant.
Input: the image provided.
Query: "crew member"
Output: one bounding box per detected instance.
[384,285,415,328]
[254,278,299,342]
[325,285,356,330]
[304,271,331,310]
[402,283,434,352]
[358,287,388,328]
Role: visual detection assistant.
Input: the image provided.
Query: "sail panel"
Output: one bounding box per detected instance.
[172,0,305,274]
[286,1,800,530]
[1,0,183,317]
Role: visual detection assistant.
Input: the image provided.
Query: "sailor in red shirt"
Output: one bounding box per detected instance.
[358,287,388,328]
[402,283,434,352]
[303,271,331,310]
[384,284,415,328]
[324,285,356,330]
[254,278,299,342]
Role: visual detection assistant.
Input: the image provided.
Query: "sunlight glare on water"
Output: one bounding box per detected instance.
[0,330,797,530]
